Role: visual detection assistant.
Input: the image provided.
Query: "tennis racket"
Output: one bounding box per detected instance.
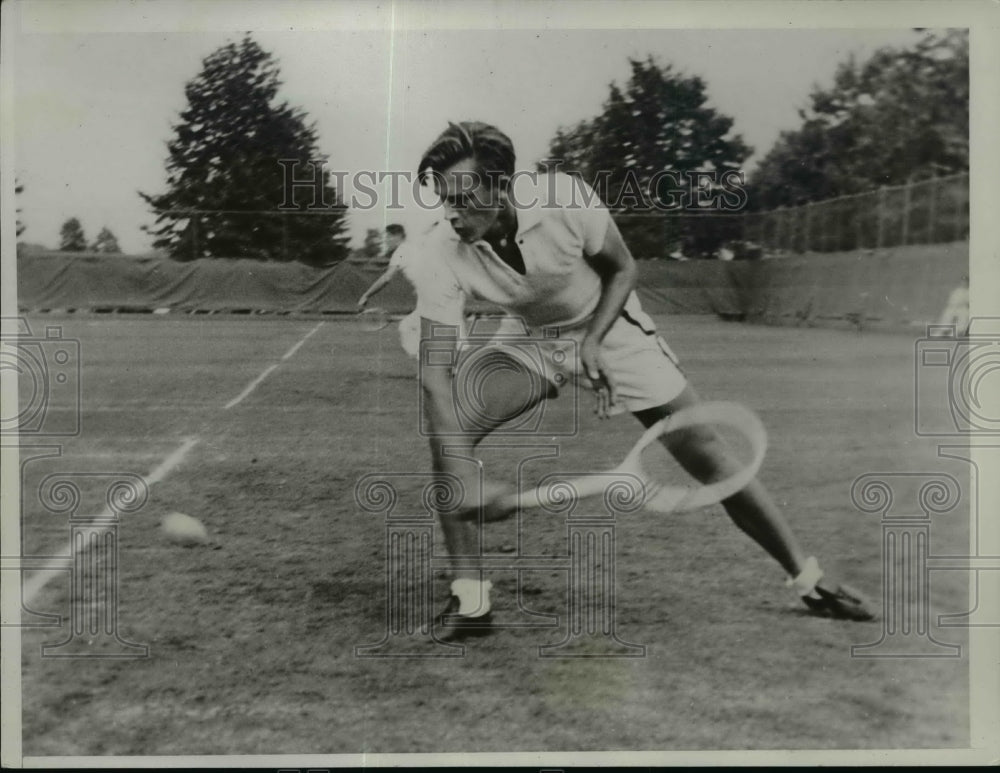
[489,400,767,519]
[358,306,391,332]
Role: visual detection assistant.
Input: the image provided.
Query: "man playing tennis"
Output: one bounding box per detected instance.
[411,121,874,640]
[357,224,424,356]
[357,223,408,310]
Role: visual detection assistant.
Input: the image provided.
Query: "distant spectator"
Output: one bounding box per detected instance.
[358,224,408,309]
[357,224,421,356]
[384,223,406,258]
[938,274,970,334]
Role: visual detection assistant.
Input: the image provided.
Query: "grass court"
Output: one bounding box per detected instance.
[17,312,970,755]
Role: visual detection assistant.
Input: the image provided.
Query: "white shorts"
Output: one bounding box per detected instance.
[398,310,420,358]
[474,310,687,415]
[402,310,478,359]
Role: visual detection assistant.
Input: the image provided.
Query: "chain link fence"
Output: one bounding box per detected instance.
[147,173,968,262]
[599,173,968,260]
[741,173,969,256]
[612,212,744,260]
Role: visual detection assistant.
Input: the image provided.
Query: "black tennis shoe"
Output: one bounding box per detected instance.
[434,595,494,641]
[802,581,877,621]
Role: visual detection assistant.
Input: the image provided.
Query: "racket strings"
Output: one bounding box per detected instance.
[620,403,768,513]
[630,440,699,512]
[359,307,391,332]
[493,401,768,519]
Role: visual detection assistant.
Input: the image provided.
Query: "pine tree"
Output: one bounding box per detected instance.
[140,35,349,264]
[91,226,122,254]
[59,218,87,252]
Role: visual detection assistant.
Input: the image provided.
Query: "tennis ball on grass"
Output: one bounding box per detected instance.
[161,512,209,545]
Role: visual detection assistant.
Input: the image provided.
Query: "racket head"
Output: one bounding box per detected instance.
[358,306,391,332]
[493,400,768,518]
[627,401,768,513]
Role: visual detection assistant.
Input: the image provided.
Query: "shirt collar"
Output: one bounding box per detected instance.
[447,172,547,249]
[511,171,545,237]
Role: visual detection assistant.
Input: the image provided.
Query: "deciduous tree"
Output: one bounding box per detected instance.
[544,56,752,257]
[750,30,968,210]
[91,226,122,254]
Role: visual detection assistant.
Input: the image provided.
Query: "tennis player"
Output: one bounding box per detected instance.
[357,224,408,309]
[357,224,423,357]
[411,122,874,640]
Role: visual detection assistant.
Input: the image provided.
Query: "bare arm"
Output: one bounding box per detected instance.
[581,217,639,418]
[358,264,401,307]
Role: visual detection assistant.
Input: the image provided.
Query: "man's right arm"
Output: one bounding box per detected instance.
[358,264,400,306]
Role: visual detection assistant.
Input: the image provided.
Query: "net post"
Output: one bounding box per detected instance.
[803,202,811,253]
[876,187,887,249]
[282,212,289,262]
[926,176,937,244]
[901,178,912,246]
[854,192,864,250]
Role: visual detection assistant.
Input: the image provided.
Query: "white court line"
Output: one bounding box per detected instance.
[281,322,324,360]
[223,364,279,410]
[20,436,200,607]
[144,436,201,485]
[224,321,324,409]
[20,322,322,606]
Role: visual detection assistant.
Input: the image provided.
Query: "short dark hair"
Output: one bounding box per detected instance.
[418,122,515,186]
[385,223,406,237]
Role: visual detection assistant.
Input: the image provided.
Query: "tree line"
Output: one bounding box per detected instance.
[541,30,966,258]
[27,30,967,262]
[57,217,122,253]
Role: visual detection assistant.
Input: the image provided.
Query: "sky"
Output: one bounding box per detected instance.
[8,1,932,253]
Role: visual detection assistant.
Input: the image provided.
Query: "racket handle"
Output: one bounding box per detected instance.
[454,492,521,523]
[494,476,610,514]
[494,490,534,513]
[495,486,569,514]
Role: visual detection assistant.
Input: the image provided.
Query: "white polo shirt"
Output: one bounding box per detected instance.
[386,245,414,282]
[412,172,642,329]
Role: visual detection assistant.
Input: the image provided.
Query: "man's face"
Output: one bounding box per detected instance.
[385,232,404,253]
[435,159,505,243]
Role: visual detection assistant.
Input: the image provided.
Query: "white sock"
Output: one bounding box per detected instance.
[451,578,492,617]
[786,556,824,599]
